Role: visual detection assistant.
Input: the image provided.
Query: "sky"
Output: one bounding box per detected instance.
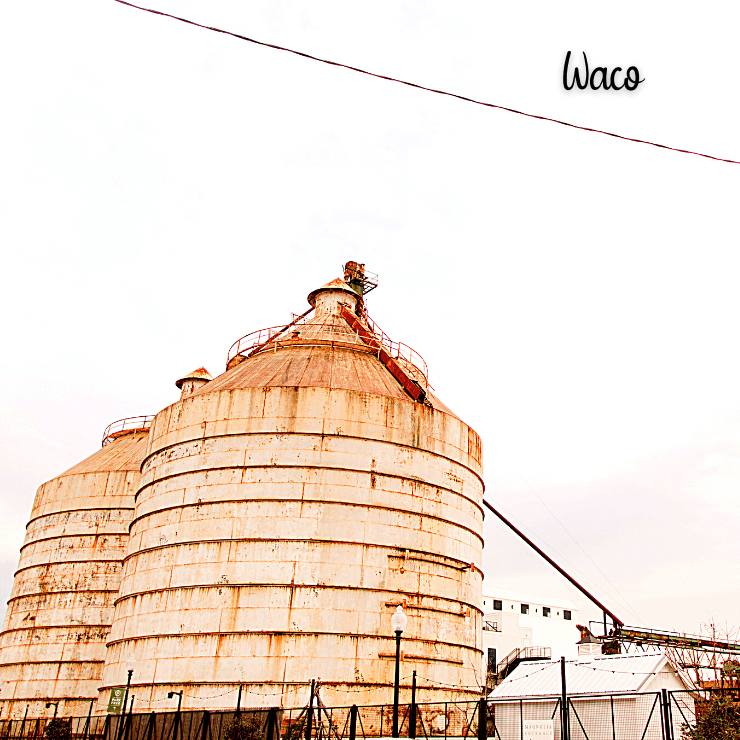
[0,0,739,641]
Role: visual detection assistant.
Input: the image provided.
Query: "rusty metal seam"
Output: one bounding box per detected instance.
[135,462,484,515]
[0,659,105,666]
[120,537,472,569]
[25,507,134,528]
[99,679,405,689]
[105,631,483,654]
[377,654,464,665]
[18,532,129,553]
[138,431,485,490]
[5,589,118,605]
[0,695,102,701]
[112,583,483,615]
[0,626,112,637]
[12,559,122,578]
[126,496,484,545]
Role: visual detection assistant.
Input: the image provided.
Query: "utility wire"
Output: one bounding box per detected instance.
[112,0,740,166]
[504,459,645,625]
[485,496,640,624]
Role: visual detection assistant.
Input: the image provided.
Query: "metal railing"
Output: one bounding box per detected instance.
[224,307,429,393]
[494,647,551,680]
[357,309,429,389]
[102,417,154,447]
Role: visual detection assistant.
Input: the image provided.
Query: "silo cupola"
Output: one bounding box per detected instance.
[175,367,212,399]
[306,277,359,316]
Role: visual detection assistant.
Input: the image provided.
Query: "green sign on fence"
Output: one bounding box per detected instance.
[108,687,125,714]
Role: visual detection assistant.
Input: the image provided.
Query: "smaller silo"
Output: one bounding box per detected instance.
[0,417,152,719]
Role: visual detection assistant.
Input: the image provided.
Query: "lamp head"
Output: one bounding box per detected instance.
[168,692,174,699]
[391,605,407,634]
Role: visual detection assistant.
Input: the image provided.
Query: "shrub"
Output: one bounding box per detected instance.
[223,715,263,740]
[683,694,740,740]
[43,719,72,740]
[283,717,305,740]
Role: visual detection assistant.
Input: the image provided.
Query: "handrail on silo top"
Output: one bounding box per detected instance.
[102,416,155,447]
[226,307,315,368]
[356,306,429,389]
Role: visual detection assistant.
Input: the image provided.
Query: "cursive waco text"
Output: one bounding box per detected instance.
[563,51,644,91]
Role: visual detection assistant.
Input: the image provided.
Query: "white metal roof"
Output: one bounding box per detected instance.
[490,652,679,698]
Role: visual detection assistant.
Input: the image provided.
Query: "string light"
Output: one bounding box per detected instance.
[112,0,740,166]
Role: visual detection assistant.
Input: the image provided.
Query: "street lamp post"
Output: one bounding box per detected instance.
[168,691,183,713]
[122,658,136,716]
[117,658,136,740]
[45,702,59,719]
[391,605,407,738]
[168,690,184,740]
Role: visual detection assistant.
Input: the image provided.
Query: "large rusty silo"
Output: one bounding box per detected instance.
[101,266,484,710]
[0,418,152,719]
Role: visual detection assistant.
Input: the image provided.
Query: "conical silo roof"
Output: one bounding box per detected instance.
[204,278,457,416]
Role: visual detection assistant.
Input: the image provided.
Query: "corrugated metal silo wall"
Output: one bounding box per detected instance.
[101,385,484,710]
[0,431,149,719]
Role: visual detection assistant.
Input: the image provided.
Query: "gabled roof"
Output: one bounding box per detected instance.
[490,653,687,698]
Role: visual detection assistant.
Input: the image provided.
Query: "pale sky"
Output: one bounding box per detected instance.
[1,0,739,642]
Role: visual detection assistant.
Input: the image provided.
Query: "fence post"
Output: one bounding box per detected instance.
[201,711,210,740]
[610,695,615,740]
[477,699,486,740]
[409,673,416,740]
[236,688,242,717]
[83,700,93,740]
[560,657,569,740]
[661,689,672,740]
[101,713,111,740]
[349,706,357,740]
[519,700,523,740]
[264,709,278,740]
[145,712,155,740]
[305,680,315,740]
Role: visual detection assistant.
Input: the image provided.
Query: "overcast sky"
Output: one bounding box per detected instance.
[1,0,738,641]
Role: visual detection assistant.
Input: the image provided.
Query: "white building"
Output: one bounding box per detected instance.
[488,651,692,740]
[482,588,580,673]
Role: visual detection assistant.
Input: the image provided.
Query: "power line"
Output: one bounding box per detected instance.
[504,460,645,625]
[112,0,740,166]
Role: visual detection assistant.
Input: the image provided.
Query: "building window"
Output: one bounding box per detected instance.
[543,607,551,617]
[493,599,502,611]
[564,610,572,620]
[487,648,497,671]
[521,603,529,615]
